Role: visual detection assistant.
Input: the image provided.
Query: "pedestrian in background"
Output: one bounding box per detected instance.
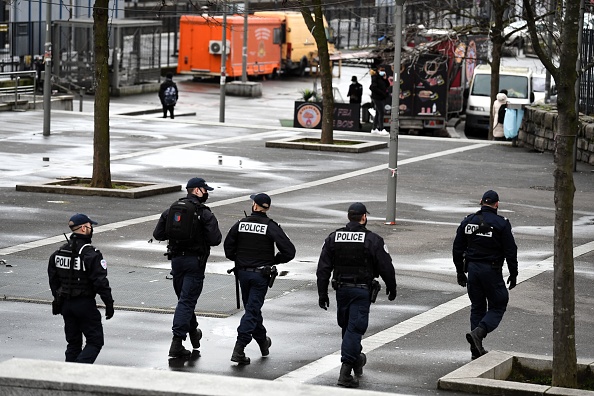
[452,190,518,360]
[158,72,179,119]
[492,89,508,141]
[317,202,397,388]
[153,177,222,358]
[48,213,114,364]
[369,68,389,136]
[224,193,296,365]
[347,76,363,104]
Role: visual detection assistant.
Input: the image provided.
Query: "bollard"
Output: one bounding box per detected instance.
[79,88,84,112]
[14,76,18,109]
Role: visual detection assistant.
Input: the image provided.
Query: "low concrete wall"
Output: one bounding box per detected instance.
[519,106,594,165]
[0,358,390,396]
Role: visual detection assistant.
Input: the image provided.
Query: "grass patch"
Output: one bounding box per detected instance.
[279,119,293,127]
[294,138,362,146]
[508,358,594,391]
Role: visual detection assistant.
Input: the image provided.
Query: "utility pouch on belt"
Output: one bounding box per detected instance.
[331,279,338,290]
[267,266,278,288]
[370,280,381,303]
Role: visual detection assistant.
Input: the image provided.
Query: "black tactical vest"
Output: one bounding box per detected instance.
[236,216,275,261]
[332,228,373,284]
[53,242,94,297]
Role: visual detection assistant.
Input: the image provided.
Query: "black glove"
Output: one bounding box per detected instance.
[319,295,330,310]
[105,302,114,320]
[52,297,62,315]
[507,274,517,290]
[387,289,397,301]
[457,272,468,287]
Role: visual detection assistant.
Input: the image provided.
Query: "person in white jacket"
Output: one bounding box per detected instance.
[492,90,508,141]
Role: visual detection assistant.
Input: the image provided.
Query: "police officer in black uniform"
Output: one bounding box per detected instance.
[153,177,222,358]
[48,213,114,364]
[224,193,296,365]
[453,190,518,360]
[317,202,397,388]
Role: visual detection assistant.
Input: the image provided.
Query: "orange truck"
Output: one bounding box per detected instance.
[177,15,283,78]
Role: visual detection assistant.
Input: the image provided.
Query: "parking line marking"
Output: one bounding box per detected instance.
[275,240,594,384]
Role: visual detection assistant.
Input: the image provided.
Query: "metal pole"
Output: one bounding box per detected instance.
[219,3,227,123]
[545,0,554,103]
[241,0,248,83]
[386,0,404,225]
[43,0,51,136]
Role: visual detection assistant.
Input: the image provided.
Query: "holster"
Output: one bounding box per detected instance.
[370,280,381,303]
[52,295,64,315]
[266,266,278,288]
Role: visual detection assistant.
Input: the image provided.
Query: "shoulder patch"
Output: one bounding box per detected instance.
[100,259,107,269]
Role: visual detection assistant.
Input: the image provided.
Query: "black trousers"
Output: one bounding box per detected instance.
[62,296,104,363]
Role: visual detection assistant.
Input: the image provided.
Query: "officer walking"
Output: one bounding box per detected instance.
[48,213,114,364]
[153,177,222,358]
[223,193,296,365]
[317,203,397,388]
[452,190,518,359]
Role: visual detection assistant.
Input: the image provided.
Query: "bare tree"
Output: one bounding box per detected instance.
[295,0,335,144]
[523,0,579,388]
[90,0,112,188]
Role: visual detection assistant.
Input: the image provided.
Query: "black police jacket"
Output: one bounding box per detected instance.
[48,233,113,306]
[153,194,222,256]
[316,221,397,296]
[224,211,296,268]
[452,206,518,276]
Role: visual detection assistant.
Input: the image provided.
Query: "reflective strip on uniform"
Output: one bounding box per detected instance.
[335,231,366,243]
[238,222,268,235]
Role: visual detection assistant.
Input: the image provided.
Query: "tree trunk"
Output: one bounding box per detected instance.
[550,0,579,388]
[91,0,112,188]
[299,0,334,144]
[488,1,507,141]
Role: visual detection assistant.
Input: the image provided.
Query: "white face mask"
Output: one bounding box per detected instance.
[379,71,386,77]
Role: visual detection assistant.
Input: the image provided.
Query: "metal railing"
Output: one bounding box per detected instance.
[0,70,37,110]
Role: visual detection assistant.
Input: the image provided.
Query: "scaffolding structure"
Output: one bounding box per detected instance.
[52,19,162,93]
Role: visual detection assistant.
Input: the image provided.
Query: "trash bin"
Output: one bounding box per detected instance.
[362,102,373,123]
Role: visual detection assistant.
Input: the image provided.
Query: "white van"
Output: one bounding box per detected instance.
[465,64,534,136]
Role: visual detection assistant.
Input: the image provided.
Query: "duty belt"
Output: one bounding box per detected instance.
[172,251,200,257]
[338,282,369,290]
[240,267,265,273]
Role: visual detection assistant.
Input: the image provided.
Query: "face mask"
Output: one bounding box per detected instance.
[198,192,208,203]
[379,71,386,77]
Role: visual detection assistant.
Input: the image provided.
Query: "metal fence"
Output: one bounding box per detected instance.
[580,28,594,116]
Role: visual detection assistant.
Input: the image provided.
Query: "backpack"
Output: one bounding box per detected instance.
[164,85,177,106]
[497,103,507,124]
[165,199,202,242]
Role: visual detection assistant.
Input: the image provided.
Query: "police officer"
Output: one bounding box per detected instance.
[153,177,222,358]
[224,193,296,365]
[317,202,397,388]
[48,213,114,364]
[453,190,518,360]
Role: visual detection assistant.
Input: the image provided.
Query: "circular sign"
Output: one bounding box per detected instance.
[296,103,322,128]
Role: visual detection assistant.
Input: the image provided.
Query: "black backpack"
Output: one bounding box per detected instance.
[164,85,177,106]
[497,103,508,124]
[165,199,202,242]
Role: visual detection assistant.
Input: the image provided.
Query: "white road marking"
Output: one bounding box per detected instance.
[275,240,594,384]
[0,143,487,256]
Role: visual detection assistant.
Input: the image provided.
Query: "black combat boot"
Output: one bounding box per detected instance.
[189,328,202,350]
[231,341,251,365]
[470,344,488,360]
[257,336,272,357]
[353,352,366,377]
[337,363,359,388]
[466,326,487,357]
[168,335,191,358]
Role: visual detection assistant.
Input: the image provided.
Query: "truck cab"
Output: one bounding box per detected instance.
[465,64,533,136]
[254,11,336,76]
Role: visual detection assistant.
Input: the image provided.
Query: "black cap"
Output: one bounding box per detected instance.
[351,76,358,82]
[166,72,173,79]
[348,202,369,215]
[481,190,499,204]
[186,177,213,191]
[250,193,271,209]
[69,213,98,227]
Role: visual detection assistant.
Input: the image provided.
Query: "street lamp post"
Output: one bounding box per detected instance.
[385,0,405,225]
[43,0,52,136]
[219,1,228,123]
